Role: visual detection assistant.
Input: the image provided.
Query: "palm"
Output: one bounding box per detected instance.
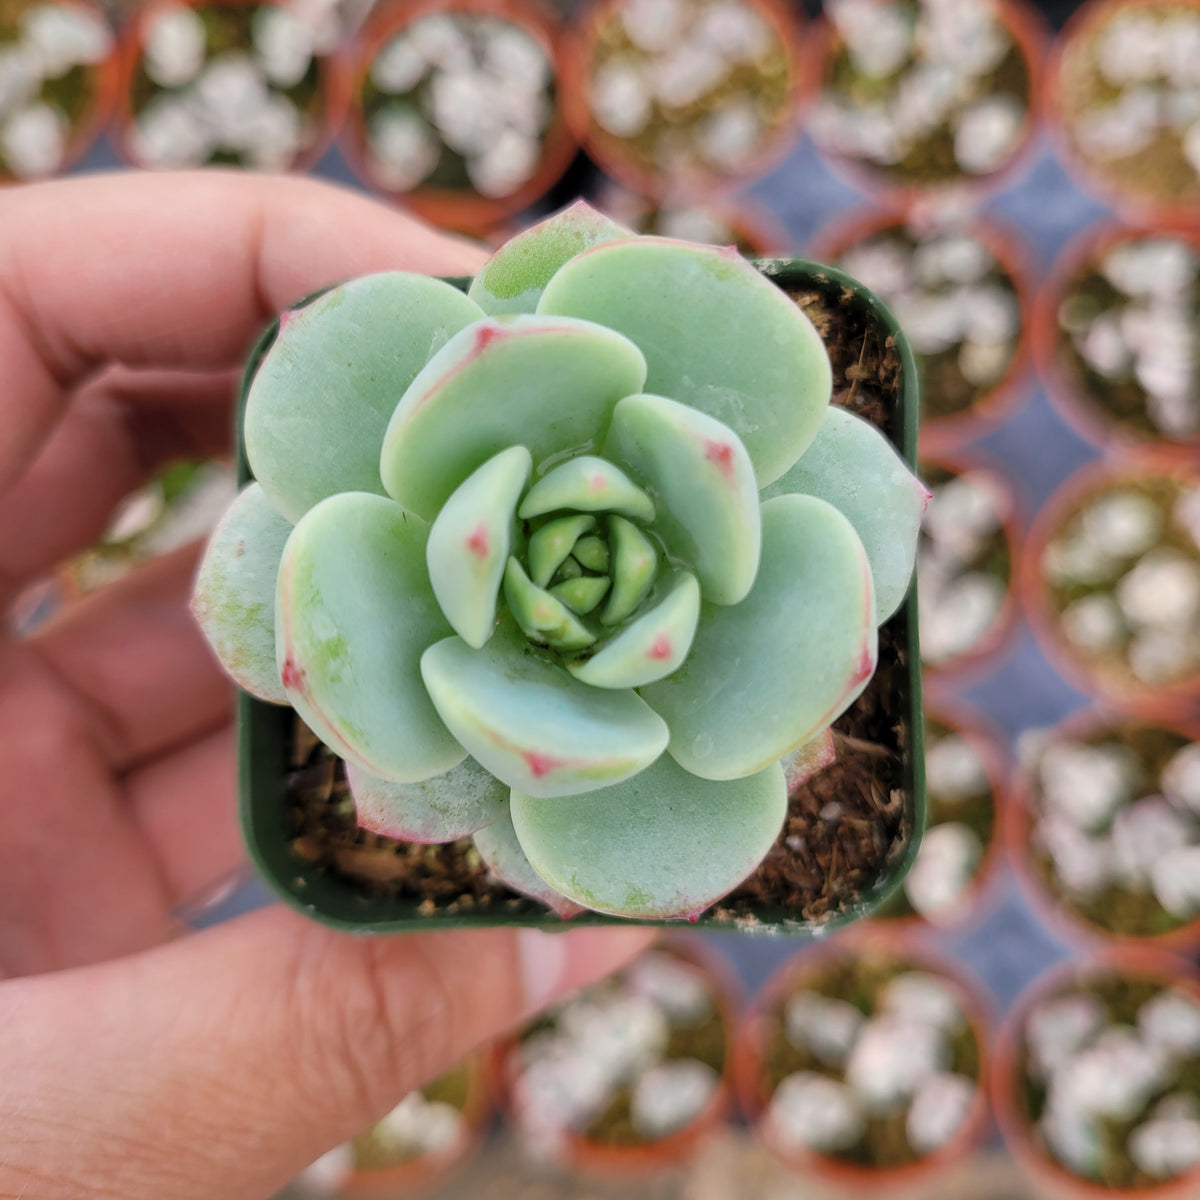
[0,544,239,979]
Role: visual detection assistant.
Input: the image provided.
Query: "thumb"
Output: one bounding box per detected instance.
[0,906,652,1200]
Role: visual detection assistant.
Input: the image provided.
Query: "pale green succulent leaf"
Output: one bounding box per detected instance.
[569,572,700,689]
[380,315,648,520]
[781,729,837,792]
[538,238,831,486]
[503,558,597,651]
[604,393,760,605]
[601,515,659,625]
[426,445,531,649]
[472,804,584,918]
[245,273,483,522]
[549,575,610,614]
[528,513,596,587]
[557,556,584,580]
[519,456,656,523]
[763,407,927,623]
[191,482,291,703]
[640,495,877,781]
[420,622,669,798]
[467,200,632,316]
[276,492,465,783]
[347,756,507,843]
[572,536,609,572]
[511,755,786,919]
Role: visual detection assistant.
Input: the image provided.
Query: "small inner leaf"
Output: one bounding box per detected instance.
[569,572,700,689]
[604,393,761,606]
[573,536,609,573]
[556,556,584,580]
[519,456,656,523]
[426,445,531,649]
[603,515,659,625]
[528,513,596,587]
[504,557,597,651]
[550,575,611,614]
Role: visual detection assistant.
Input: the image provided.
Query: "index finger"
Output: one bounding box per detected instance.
[0,170,487,494]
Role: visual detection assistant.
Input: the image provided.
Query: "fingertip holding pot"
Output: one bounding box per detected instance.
[992,946,1200,1200]
[735,927,993,1198]
[495,934,740,1178]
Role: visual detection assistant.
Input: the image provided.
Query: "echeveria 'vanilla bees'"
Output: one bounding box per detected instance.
[192,201,924,922]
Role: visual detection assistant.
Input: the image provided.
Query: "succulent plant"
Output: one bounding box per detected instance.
[192,200,925,922]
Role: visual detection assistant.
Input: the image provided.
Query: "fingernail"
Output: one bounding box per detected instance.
[518,928,569,1016]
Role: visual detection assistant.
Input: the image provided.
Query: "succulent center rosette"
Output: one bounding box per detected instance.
[192,200,927,922]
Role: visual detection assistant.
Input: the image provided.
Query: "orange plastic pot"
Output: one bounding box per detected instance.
[804,0,1047,207]
[1005,706,1200,950]
[734,927,993,1198]
[562,0,804,203]
[494,935,740,1178]
[1019,459,1200,724]
[1046,0,1200,228]
[812,207,1033,452]
[1032,221,1200,467]
[873,692,1009,931]
[113,0,351,171]
[919,450,1024,686]
[0,0,120,183]
[992,946,1200,1200]
[342,0,577,233]
[337,1051,492,1198]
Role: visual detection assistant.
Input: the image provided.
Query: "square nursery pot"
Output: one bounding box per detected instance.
[235,259,926,935]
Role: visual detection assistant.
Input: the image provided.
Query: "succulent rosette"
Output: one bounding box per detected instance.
[193,201,925,922]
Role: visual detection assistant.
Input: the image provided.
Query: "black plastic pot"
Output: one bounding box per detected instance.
[235,259,926,933]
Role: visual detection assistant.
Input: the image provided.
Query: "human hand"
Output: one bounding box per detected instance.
[0,172,652,1200]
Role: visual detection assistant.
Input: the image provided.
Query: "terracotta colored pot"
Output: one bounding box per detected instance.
[113,0,350,171]
[562,0,804,202]
[812,207,1033,452]
[918,450,1024,685]
[0,0,120,182]
[1046,0,1200,228]
[735,926,993,1198]
[1019,459,1200,723]
[593,184,794,255]
[992,946,1200,1200]
[1033,221,1200,467]
[342,0,576,233]
[337,1051,492,1197]
[1006,706,1200,950]
[495,935,740,1178]
[805,0,1047,207]
[872,692,1008,931]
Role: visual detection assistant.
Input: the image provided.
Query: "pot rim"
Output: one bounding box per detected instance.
[339,0,577,233]
[1043,0,1200,229]
[1017,457,1200,721]
[1004,704,1200,950]
[991,944,1200,1200]
[110,0,352,173]
[1031,219,1200,467]
[733,924,994,1190]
